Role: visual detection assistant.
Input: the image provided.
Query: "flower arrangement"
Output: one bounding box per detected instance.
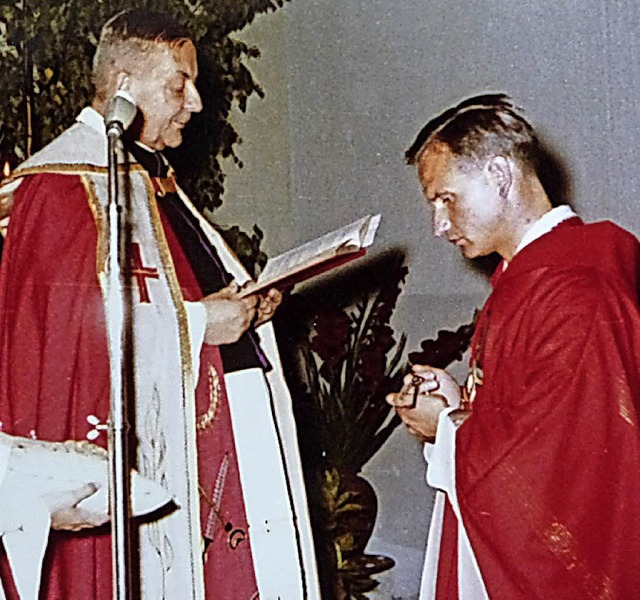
[298,259,409,474]
[277,254,475,599]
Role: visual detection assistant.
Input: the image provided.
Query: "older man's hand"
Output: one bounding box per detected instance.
[253,288,283,327]
[46,483,110,532]
[201,283,258,345]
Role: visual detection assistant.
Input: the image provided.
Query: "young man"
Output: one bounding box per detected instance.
[0,9,319,599]
[388,94,640,599]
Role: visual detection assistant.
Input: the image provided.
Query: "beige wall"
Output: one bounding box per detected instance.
[215,9,295,257]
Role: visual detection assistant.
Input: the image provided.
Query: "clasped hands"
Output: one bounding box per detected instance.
[201,282,282,346]
[386,365,463,441]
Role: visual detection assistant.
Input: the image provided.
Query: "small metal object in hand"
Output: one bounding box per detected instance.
[394,374,425,409]
[410,374,424,408]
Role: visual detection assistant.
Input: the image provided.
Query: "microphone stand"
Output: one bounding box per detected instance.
[104,93,137,600]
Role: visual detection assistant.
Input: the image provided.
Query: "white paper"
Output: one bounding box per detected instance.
[256,213,381,286]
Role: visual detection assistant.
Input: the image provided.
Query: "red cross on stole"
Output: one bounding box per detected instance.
[129,243,159,303]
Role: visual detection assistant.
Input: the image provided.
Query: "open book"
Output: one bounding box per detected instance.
[240,214,381,297]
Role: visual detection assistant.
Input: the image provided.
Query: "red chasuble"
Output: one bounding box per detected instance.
[0,172,257,598]
[0,173,113,599]
[436,218,640,599]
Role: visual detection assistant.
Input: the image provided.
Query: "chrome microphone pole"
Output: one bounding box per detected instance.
[104,92,137,600]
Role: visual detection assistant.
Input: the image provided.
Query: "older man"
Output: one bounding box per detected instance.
[388,94,640,599]
[0,9,319,599]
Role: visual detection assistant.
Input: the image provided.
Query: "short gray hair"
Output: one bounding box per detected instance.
[92,9,191,101]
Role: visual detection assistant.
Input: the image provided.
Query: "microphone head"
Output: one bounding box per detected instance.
[104,91,137,133]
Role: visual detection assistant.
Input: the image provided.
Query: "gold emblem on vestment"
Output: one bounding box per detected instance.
[461,360,484,410]
[197,366,221,432]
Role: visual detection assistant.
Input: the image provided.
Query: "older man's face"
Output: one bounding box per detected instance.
[128,40,202,150]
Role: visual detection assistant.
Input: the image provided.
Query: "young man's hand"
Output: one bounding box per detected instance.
[386,365,462,440]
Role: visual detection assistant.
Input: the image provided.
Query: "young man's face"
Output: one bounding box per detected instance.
[417,143,509,259]
[128,40,202,150]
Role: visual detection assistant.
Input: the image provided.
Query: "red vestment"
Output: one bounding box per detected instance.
[0,107,321,599]
[437,218,640,599]
[0,172,257,598]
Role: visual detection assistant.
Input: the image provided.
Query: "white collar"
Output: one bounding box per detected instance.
[500,205,577,271]
[75,107,167,167]
[76,106,105,135]
[134,141,157,153]
[513,205,577,257]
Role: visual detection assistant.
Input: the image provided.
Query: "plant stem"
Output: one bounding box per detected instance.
[19,0,33,157]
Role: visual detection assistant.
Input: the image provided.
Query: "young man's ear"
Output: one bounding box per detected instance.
[486,156,513,199]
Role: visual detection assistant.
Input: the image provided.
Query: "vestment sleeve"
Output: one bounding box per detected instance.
[0,173,111,444]
[424,408,490,598]
[425,408,459,502]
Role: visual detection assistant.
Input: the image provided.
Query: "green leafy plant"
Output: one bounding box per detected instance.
[321,467,395,599]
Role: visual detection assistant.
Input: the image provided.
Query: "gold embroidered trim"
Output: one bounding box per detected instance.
[151,173,178,197]
[545,522,576,561]
[502,464,615,600]
[461,360,483,409]
[8,162,145,183]
[544,521,614,599]
[197,366,220,431]
[79,175,108,276]
[143,173,193,378]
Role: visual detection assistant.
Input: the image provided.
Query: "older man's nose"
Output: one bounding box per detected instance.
[185,83,203,113]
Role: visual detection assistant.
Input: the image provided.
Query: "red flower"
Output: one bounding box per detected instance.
[310,308,353,372]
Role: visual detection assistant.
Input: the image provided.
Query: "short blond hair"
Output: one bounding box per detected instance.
[406,94,540,172]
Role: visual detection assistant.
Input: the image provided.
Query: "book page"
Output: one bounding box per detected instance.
[257,214,380,285]
[239,214,381,296]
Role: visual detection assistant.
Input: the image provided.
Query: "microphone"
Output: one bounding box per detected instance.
[104,90,137,137]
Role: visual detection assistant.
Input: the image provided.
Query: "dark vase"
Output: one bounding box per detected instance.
[328,469,395,599]
[336,470,378,555]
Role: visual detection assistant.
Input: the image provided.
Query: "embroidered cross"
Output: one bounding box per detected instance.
[129,243,159,303]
